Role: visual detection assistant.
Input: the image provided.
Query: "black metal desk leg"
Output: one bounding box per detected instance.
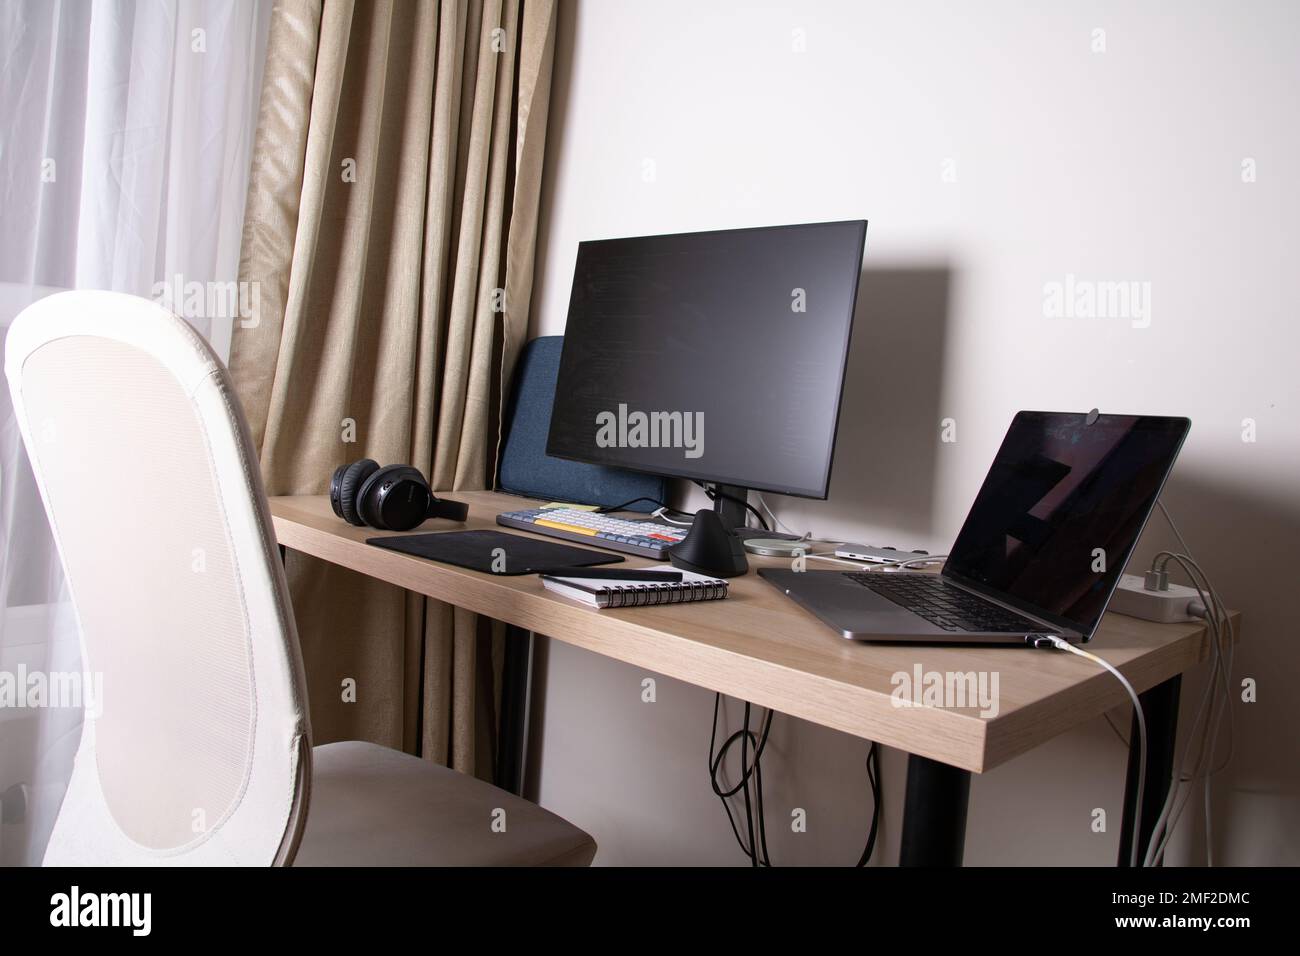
[899,754,971,866]
[495,625,534,796]
[1118,674,1181,867]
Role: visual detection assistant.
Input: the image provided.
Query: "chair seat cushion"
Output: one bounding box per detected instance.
[292,741,595,866]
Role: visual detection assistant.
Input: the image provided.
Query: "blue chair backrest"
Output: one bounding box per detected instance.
[498,336,666,513]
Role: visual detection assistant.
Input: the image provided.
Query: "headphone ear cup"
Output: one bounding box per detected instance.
[337,459,379,526]
[329,464,348,519]
[357,465,430,530]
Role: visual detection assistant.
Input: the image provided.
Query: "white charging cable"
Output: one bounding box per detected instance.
[1044,635,1148,868]
[755,493,803,537]
[1140,548,1233,867]
[1134,502,1233,867]
[651,507,695,527]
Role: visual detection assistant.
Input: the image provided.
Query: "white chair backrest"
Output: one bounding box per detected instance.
[4,291,311,865]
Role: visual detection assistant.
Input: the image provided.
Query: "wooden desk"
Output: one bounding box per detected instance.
[269,491,1238,866]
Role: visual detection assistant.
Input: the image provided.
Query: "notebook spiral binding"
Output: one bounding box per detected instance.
[605,579,727,608]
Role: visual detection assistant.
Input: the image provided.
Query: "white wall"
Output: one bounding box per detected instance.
[526,0,1299,865]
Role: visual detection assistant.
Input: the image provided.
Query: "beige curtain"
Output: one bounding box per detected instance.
[230,0,556,777]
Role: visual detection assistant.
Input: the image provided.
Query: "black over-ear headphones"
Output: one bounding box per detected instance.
[329,459,469,531]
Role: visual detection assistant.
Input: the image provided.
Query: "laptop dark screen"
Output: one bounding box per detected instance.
[943,411,1190,638]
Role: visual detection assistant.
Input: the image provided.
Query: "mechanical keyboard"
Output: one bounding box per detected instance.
[845,572,1043,633]
[497,507,689,559]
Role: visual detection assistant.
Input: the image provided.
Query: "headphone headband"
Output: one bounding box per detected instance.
[427,496,469,523]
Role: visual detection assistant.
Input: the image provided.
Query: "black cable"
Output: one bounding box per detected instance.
[856,742,881,867]
[710,693,879,867]
[604,485,771,531]
[741,703,757,866]
[752,710,773,866]
[709,695,775,862]
[692,481,769,531]
[596,496,690,515]
[709,712,774,797]
[708,696,774,866]
[709,694,755,857]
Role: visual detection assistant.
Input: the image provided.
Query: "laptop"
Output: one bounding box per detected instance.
[760,411,1190,644]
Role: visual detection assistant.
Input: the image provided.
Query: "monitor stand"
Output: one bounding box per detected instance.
[706,484,804,543]
[711,483,751,535]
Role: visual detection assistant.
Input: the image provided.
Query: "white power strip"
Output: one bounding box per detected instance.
[1109,573,1201,623]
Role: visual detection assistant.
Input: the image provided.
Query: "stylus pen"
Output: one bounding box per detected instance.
[532,568,684,582]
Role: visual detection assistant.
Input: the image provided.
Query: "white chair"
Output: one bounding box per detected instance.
[3,290,595,866]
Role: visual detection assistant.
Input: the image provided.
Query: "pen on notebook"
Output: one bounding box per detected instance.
[533,568,684,582]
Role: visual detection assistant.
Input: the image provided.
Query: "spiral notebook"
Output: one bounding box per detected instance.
[541,565,728,608]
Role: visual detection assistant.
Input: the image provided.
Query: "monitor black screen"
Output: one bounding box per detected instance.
[944,411,1191,637]
[546,221,867,498]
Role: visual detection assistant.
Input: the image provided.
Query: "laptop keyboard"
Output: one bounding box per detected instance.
[845,572,1045,633]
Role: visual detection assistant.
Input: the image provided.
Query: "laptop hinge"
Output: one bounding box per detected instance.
[951,578,1082,640]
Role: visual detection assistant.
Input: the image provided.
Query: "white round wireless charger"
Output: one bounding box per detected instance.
[742,538,811,557]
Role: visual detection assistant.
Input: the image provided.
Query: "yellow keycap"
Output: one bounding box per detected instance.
[534,518,597,536]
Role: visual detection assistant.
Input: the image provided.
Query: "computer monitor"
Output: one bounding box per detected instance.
[546,220,867,528]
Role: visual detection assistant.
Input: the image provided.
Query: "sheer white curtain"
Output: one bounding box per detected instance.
[0,0,271,864]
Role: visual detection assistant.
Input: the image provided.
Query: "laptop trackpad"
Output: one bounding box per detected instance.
[759,569,934,637]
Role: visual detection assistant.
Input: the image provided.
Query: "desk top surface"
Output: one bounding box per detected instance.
[268,491,1237,773]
